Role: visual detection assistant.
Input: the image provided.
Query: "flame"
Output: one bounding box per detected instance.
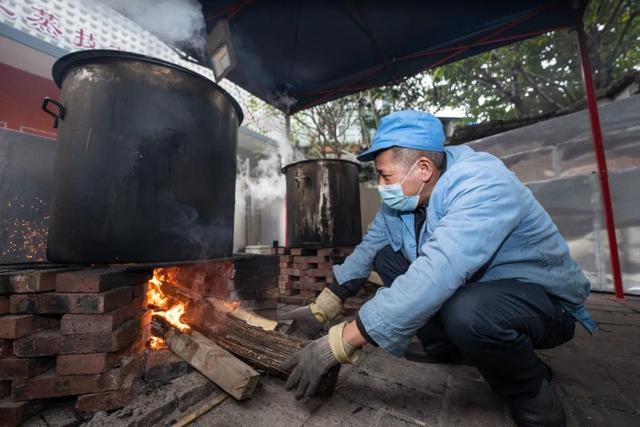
[147,268,191,349]
[154,303,190,332]
[147,276,169,309]
[149,336,166,349]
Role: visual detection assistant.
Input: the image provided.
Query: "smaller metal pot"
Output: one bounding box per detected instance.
[282,159,362,248]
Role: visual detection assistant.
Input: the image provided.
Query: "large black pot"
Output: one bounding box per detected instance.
[282,159,361,248]
[43,50,242,263]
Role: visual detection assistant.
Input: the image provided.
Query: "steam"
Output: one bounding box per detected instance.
[95,0,207,57]
[238,137,303,207]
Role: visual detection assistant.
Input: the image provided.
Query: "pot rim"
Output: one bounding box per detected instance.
[52,49,244,125]
[281,158,362,173]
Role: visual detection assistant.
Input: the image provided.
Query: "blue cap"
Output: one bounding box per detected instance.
[357,110,445,162]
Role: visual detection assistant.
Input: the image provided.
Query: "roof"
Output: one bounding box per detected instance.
[199,0,580,114]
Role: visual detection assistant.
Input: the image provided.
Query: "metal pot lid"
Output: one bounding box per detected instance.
[51,49,243,125]
[281,158,362,173]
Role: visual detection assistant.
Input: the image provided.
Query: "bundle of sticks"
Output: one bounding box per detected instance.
[152,298,339,401]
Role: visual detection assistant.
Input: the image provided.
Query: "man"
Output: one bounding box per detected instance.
[281,110,596,427]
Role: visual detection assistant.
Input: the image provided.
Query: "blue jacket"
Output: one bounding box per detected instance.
[334,145,596,356]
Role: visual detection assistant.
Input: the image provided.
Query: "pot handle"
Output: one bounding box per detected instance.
[42,97,66,128]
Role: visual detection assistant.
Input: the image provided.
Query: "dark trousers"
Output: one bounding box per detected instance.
[373,245,576,399]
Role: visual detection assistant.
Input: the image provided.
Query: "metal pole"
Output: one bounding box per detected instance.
[575,21,625,299]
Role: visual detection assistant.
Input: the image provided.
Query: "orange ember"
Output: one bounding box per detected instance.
[147,268,191,349]
[149,336,166,349]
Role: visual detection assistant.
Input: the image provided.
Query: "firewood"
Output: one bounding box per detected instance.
[208,298,277,331]
[154,317,260,401]
[185,301,340,397]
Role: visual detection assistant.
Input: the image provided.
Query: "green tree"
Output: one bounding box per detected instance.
[426,0,640,121]
[291,96,360,158]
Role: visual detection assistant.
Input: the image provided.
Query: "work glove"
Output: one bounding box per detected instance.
[282,321,360,399]
[279,287,344,340]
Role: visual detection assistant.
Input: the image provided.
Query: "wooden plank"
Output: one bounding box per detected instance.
[184,301,340,397]
[208,298,277,331]
[165,328,260,401]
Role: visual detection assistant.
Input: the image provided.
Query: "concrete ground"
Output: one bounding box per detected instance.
[193,292,640,427]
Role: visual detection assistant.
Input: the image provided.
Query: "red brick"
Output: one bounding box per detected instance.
[0,296,9,314]
[132,282,147,298]
[10,286,133,314]
[315,248,334,256]
[13,329,61,357]
[75,388,135,412]
[279,255,292,262]
[294,281,325,292]
[0,398,43,427]
[316,262,334,271]
[285,268,302,277]
[0,381,9,398]
[60,311,151,354]
[60,296,145,335]
[0,340,11,358]
[0,357,54,380]
[305,268,333,278]
[0,271,57,294]
[293,255,328,264]
[0,315,59,339]
[57,333,147,376]
[12,355,140,401]
[298,275,326,284]
[55,269,151,293]
[56,353,117,376]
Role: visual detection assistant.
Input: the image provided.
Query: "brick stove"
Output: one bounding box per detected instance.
[276,246,375,310]
[0,254,283,425]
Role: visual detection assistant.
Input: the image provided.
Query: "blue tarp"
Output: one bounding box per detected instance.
[200,0,579,114]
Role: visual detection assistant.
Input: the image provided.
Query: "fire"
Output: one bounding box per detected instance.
[147,276,169,309]
[147,268,191,349]
[149,336,166,349]
[154,303,190,332]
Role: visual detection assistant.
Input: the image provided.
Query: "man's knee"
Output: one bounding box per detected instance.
[373,245,396,273]
[439,287,507,353]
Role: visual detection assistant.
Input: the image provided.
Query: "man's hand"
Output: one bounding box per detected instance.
[279,287,345,340]
[281,321,363,399]
[278,305,323,340]
[281,335,338,399]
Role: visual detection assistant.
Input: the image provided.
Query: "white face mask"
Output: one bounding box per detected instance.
[377,161,425,212]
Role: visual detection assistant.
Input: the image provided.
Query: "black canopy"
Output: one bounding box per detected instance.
[200,0,577,114]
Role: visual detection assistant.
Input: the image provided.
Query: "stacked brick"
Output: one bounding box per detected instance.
[276,246,355,305]
[157,255,281,313]
[0,268,151,426]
